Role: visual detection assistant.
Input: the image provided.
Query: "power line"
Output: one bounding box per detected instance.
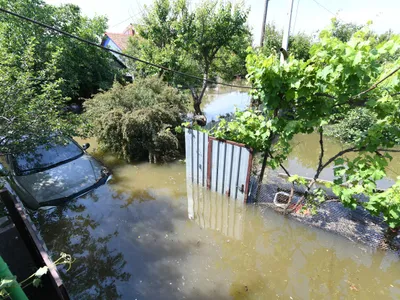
[109,16,133,29]
[0,7,254,90]
[109,9,143,30]
[310,0,336,16]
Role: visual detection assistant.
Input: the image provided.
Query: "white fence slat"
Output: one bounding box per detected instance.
[202,131,208,187]
[223,144,234,197]
[192,130,199,184]
[216,141,225,194]
[236,149,250,202]
[230,146,241,200]
[210,140,219,192]
[185,129,193,183]
[185,129,252,202]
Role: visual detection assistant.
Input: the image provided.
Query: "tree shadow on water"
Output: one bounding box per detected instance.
[30,202,131,299]
[30,185,218,300]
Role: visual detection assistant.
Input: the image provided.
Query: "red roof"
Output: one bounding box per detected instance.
[104,32,133,51]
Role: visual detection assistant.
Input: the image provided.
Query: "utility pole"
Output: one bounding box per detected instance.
[259,0,269,47]
[280,0,295,63]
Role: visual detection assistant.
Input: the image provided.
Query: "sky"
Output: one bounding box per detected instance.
[45,0,400,46]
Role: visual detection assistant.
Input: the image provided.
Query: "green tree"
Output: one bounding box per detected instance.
[213,22,400,233]
[126,0,251,116]
[126,0,195,86]
[0,40,81,155]
[181,0,249,115]
[0,0,119,100]
[261,23,313,61]
[83,77,189,163]
[331,18,362,42]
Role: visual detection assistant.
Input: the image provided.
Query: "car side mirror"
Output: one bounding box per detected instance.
[82,143,90,151]
[0,163,9,176]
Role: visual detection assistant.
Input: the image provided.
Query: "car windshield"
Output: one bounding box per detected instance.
[14,139,83,173]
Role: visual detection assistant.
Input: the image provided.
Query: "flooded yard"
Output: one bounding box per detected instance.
[29,91,400,299]
[30,158,400,299]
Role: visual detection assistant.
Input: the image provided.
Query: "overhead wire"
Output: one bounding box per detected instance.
[310,0,336,16]
[108,10,142,30]
[0,7,255,90]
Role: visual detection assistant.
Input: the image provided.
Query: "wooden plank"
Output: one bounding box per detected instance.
[1,190,70,299]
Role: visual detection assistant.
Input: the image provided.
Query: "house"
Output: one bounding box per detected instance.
[101,25,135,69]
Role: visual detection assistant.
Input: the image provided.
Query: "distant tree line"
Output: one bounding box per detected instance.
[0,0,120,154]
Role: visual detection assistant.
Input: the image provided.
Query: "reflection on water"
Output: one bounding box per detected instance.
[286,133,400,189]
[33,91,400,299]
[31,159,400,299]
[187,184,244,240]
[202,91,250,121]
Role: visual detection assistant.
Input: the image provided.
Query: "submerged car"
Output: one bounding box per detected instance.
[0,137,111,209]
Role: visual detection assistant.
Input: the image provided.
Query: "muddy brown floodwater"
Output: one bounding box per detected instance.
[30,147,400,299]
[30,91,400,299]
[285,133,400,189]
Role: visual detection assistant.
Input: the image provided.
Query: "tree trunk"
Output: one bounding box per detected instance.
[190,68,209,116]
[194,101,202,115]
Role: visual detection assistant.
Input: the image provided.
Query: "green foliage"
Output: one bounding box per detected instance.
[325,107,377,144]
[126,0,251,114]
[0,252,73,298]
[238,22,400,228]
[0,0,119,100]
[261,23,313,61]
[330,19,362,42]
[288,174,308,186]
[84,77,189,162]
[211,110,272,151]
[0,40,81,155]
[126,0,197,87]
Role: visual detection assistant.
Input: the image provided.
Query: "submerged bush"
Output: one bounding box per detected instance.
[325,107,377,144]
[84,77,189,162]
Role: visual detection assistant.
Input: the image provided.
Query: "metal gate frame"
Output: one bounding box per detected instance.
[185,128,253,203]
[207,137,253,202]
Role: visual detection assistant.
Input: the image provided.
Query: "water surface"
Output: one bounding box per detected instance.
[31,160,400,299]
[202,90,250,121]
[30,91,400,299]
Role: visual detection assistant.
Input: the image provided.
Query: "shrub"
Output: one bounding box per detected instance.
[325,108,377,144]
[84,77,189,162]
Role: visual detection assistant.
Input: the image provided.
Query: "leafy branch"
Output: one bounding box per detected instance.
[0,253,74,299]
